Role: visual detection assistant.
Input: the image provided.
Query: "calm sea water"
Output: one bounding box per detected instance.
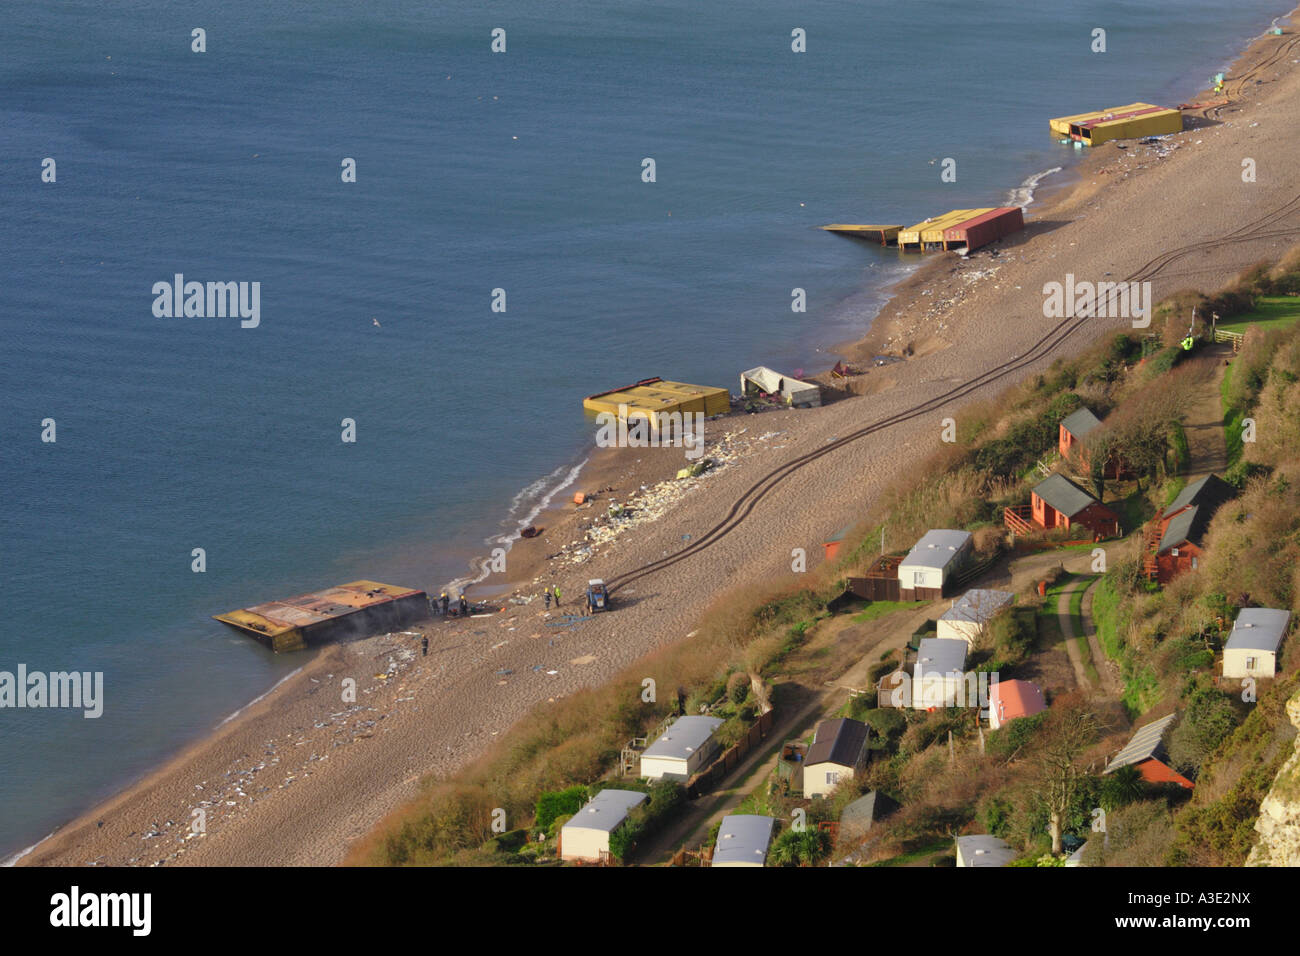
[0,0,1288,858]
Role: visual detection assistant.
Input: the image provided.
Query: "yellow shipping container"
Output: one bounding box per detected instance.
[1048,102,1152,136]
[901,209,990,250]
[1070,106,1182,146]
[921,209,993,246]
[819,224,902,245]
[583,377,730,428]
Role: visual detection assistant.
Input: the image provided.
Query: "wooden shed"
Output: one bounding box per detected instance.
[1030,473,1122,540]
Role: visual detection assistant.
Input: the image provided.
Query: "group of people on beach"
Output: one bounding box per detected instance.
[433,591,470,618]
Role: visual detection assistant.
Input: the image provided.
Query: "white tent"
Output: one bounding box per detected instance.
[740,366,821,408]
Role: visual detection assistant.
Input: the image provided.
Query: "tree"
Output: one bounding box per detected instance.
[1100,764,1144,810]
[1167,687,1242,776]
[767,826,830,867]
[1031,705,1098,855]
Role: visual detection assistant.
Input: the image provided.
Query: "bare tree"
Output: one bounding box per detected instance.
[1031,705,1098,855]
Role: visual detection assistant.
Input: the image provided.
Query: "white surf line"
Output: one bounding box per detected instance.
[447,456,590,594]
[1007,166,1062,209]
[1,832,55,868]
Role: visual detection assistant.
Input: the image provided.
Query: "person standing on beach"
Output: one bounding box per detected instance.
[421,635,429,656]
[553,585,562,608]
[459,594,469,617]
[544,590,551,610]
[440,592,449,616]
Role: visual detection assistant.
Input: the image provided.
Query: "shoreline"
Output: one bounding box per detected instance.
[17,6,1300,867]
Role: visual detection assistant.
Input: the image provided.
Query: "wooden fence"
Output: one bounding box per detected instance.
[685,708,776,799]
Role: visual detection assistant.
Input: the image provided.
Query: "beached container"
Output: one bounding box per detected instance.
[942,206,1024,251]
[214,580,429,652]
[818,224,901,245]
[583,377,730,436]
[1068,105,1182,145]
[900,210,991,250]
[921,209,991,249]
[1048,102,1151,137]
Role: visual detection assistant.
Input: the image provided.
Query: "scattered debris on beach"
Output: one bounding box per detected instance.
[535,427,787,569]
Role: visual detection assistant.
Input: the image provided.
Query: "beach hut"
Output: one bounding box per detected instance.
[1030,473,1122,540]
[803,718,870,797]
[638,715,724,781]
[1058,406,1129,479]
[1104,713,1193,789]
[1153,474,1234,584]
[822,524,852,562]
[898,529,973,600]
[1058,407,1102,459]
[955,834,1016,867]
[988,679,1046,730]
[913,638,969,709]
[712,815,776,867]
[1222,608,1291,680]
[559,789,648,862]
[937,589,1015,646]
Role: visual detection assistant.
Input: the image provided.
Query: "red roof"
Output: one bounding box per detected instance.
[990,680,1046,724]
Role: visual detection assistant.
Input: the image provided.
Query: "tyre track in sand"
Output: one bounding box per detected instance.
[608,193,1300,596]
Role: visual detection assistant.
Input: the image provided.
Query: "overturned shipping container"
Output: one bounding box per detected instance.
[1066,104,1182,146]
[942,206,1024,252]
[215,580,429,652]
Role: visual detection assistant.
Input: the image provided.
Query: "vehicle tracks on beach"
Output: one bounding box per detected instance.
[607,193,1300,596]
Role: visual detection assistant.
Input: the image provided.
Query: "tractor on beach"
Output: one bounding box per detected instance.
[586,579,610,613]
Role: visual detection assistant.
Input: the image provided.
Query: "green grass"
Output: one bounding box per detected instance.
[1220,360,1246,468]
[850,601,925,624]
[1069,578,1101,686]
[1091,576,1124,663]
[1216,295,1300,335]
[867,837,951,867]
[1114,490,1154,533]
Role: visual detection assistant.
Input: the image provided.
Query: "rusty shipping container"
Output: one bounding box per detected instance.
[942,206,1024,252]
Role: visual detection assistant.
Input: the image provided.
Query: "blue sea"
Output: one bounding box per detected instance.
[0,0,1289,859]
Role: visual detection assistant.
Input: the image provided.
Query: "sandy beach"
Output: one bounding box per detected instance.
[20,10,1300,867]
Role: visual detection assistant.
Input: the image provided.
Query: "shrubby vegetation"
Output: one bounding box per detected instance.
[356,255,1300,868]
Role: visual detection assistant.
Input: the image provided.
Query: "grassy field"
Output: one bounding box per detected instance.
[1216,295,1300,335]
[850,600,925,624]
